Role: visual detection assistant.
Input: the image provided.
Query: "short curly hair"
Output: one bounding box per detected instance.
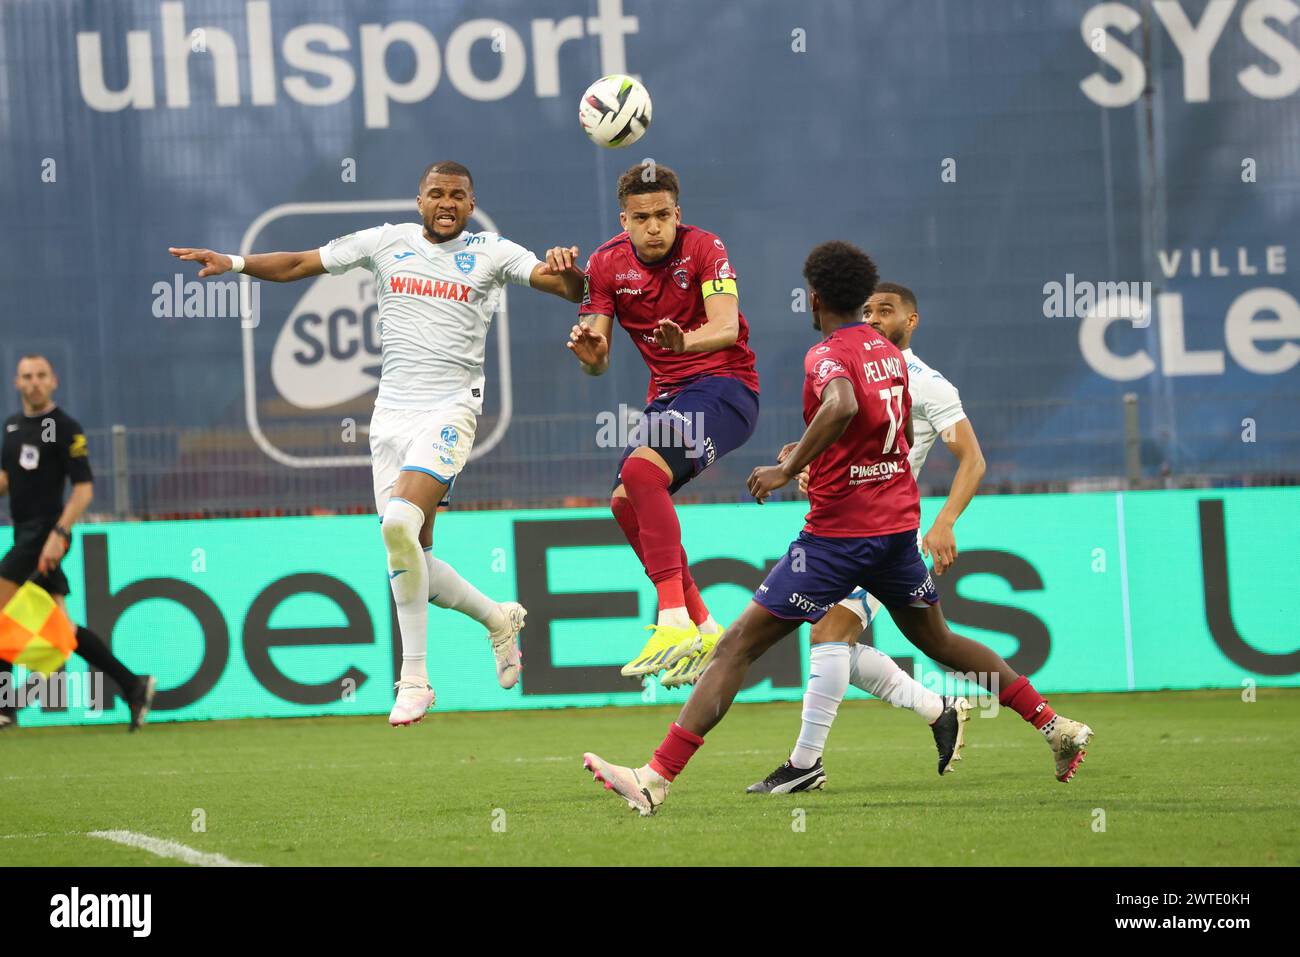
[616,162,680,208]
[873,281,917,313]
[802,241,880,315]
[419,160,474,191]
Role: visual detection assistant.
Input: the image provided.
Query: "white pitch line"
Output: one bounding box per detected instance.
[87,830,262,867]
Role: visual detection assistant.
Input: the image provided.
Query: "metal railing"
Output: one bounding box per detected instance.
[5,393,1295,524]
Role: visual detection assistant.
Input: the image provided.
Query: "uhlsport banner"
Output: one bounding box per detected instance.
[4,487,1297,727]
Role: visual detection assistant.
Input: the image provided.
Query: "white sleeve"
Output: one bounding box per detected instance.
[319,224,388,275]
[494,236,542,287]
[921,374,967,436]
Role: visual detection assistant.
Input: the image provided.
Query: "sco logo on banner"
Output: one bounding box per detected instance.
[271,273,381,409]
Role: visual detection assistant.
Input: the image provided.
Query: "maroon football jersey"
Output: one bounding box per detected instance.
[580,225,760,403]
[802,323,920,537]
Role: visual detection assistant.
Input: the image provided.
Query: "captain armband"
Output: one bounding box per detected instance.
[701,277,738,300]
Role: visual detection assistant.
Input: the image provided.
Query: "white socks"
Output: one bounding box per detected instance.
[384,498,509,684]
[787,641,949,767]
[657,606,692,629]
[849,643,944,724]
[425,550,505,633]
[382,498,430,682]
[789,643,850,769]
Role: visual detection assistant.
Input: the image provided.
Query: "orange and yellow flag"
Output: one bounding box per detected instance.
[0,581,78,677]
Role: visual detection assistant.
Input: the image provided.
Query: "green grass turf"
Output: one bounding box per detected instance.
[1,689,1296,866]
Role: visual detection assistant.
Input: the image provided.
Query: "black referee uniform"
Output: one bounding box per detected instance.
[1,406,90,594]
[1,406,153,729]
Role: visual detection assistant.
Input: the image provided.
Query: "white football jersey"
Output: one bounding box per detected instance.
[903,348,966,479]
[319,222,540,412]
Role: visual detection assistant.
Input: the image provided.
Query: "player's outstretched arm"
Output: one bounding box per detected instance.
[567,314,612,376]
[530,246,585,303]
[923,418,986,575]
[748,379,858,503]
[0,468,8,497]
[168,247,326,282]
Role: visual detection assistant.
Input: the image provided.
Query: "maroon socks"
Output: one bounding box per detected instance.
[649,722,705,781]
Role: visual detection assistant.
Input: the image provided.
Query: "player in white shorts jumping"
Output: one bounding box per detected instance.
[169,160,586,727]
[748,282,989,792]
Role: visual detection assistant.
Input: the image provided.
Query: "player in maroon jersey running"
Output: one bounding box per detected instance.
[564,163,761,688]
[581,241,1093,815]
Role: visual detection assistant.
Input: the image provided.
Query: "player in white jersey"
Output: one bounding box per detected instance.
[747,282,989,793]
[169,161,586,727]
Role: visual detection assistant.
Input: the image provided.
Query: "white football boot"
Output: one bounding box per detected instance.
[488,602,526,689]
[1044,715,1093,782]
[582,753,668,816]
[389,680,436,727]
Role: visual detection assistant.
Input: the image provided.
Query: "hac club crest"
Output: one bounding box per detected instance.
[454,252,477,275]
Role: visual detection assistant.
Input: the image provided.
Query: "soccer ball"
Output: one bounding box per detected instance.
[578,74,652,148]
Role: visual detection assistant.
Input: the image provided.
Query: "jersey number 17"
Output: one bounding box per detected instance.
[876,383,905,454]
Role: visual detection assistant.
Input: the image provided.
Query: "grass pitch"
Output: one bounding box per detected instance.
[2,689,1295,867]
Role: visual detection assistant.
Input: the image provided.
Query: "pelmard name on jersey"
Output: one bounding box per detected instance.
[864,354,904,384]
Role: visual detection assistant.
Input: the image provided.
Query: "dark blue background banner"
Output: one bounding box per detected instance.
[2,0,1297,513]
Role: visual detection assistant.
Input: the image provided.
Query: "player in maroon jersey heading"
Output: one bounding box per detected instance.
[564,163,760,687]
[581,241,1093,815]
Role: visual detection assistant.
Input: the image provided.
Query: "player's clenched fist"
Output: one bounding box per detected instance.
[168,247,232,277]
[747,464,790,504]
[567,323,609,366]
[775,442,811,496]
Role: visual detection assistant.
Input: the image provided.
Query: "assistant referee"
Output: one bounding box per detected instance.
[0,354,155,730]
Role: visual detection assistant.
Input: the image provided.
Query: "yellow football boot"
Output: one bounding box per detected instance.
[621,623,701,678]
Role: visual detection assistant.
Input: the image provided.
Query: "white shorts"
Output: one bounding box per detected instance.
[837,528,926,628]
[369,404,478,515]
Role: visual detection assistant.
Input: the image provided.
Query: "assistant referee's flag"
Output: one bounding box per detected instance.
[0,581,78,677]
